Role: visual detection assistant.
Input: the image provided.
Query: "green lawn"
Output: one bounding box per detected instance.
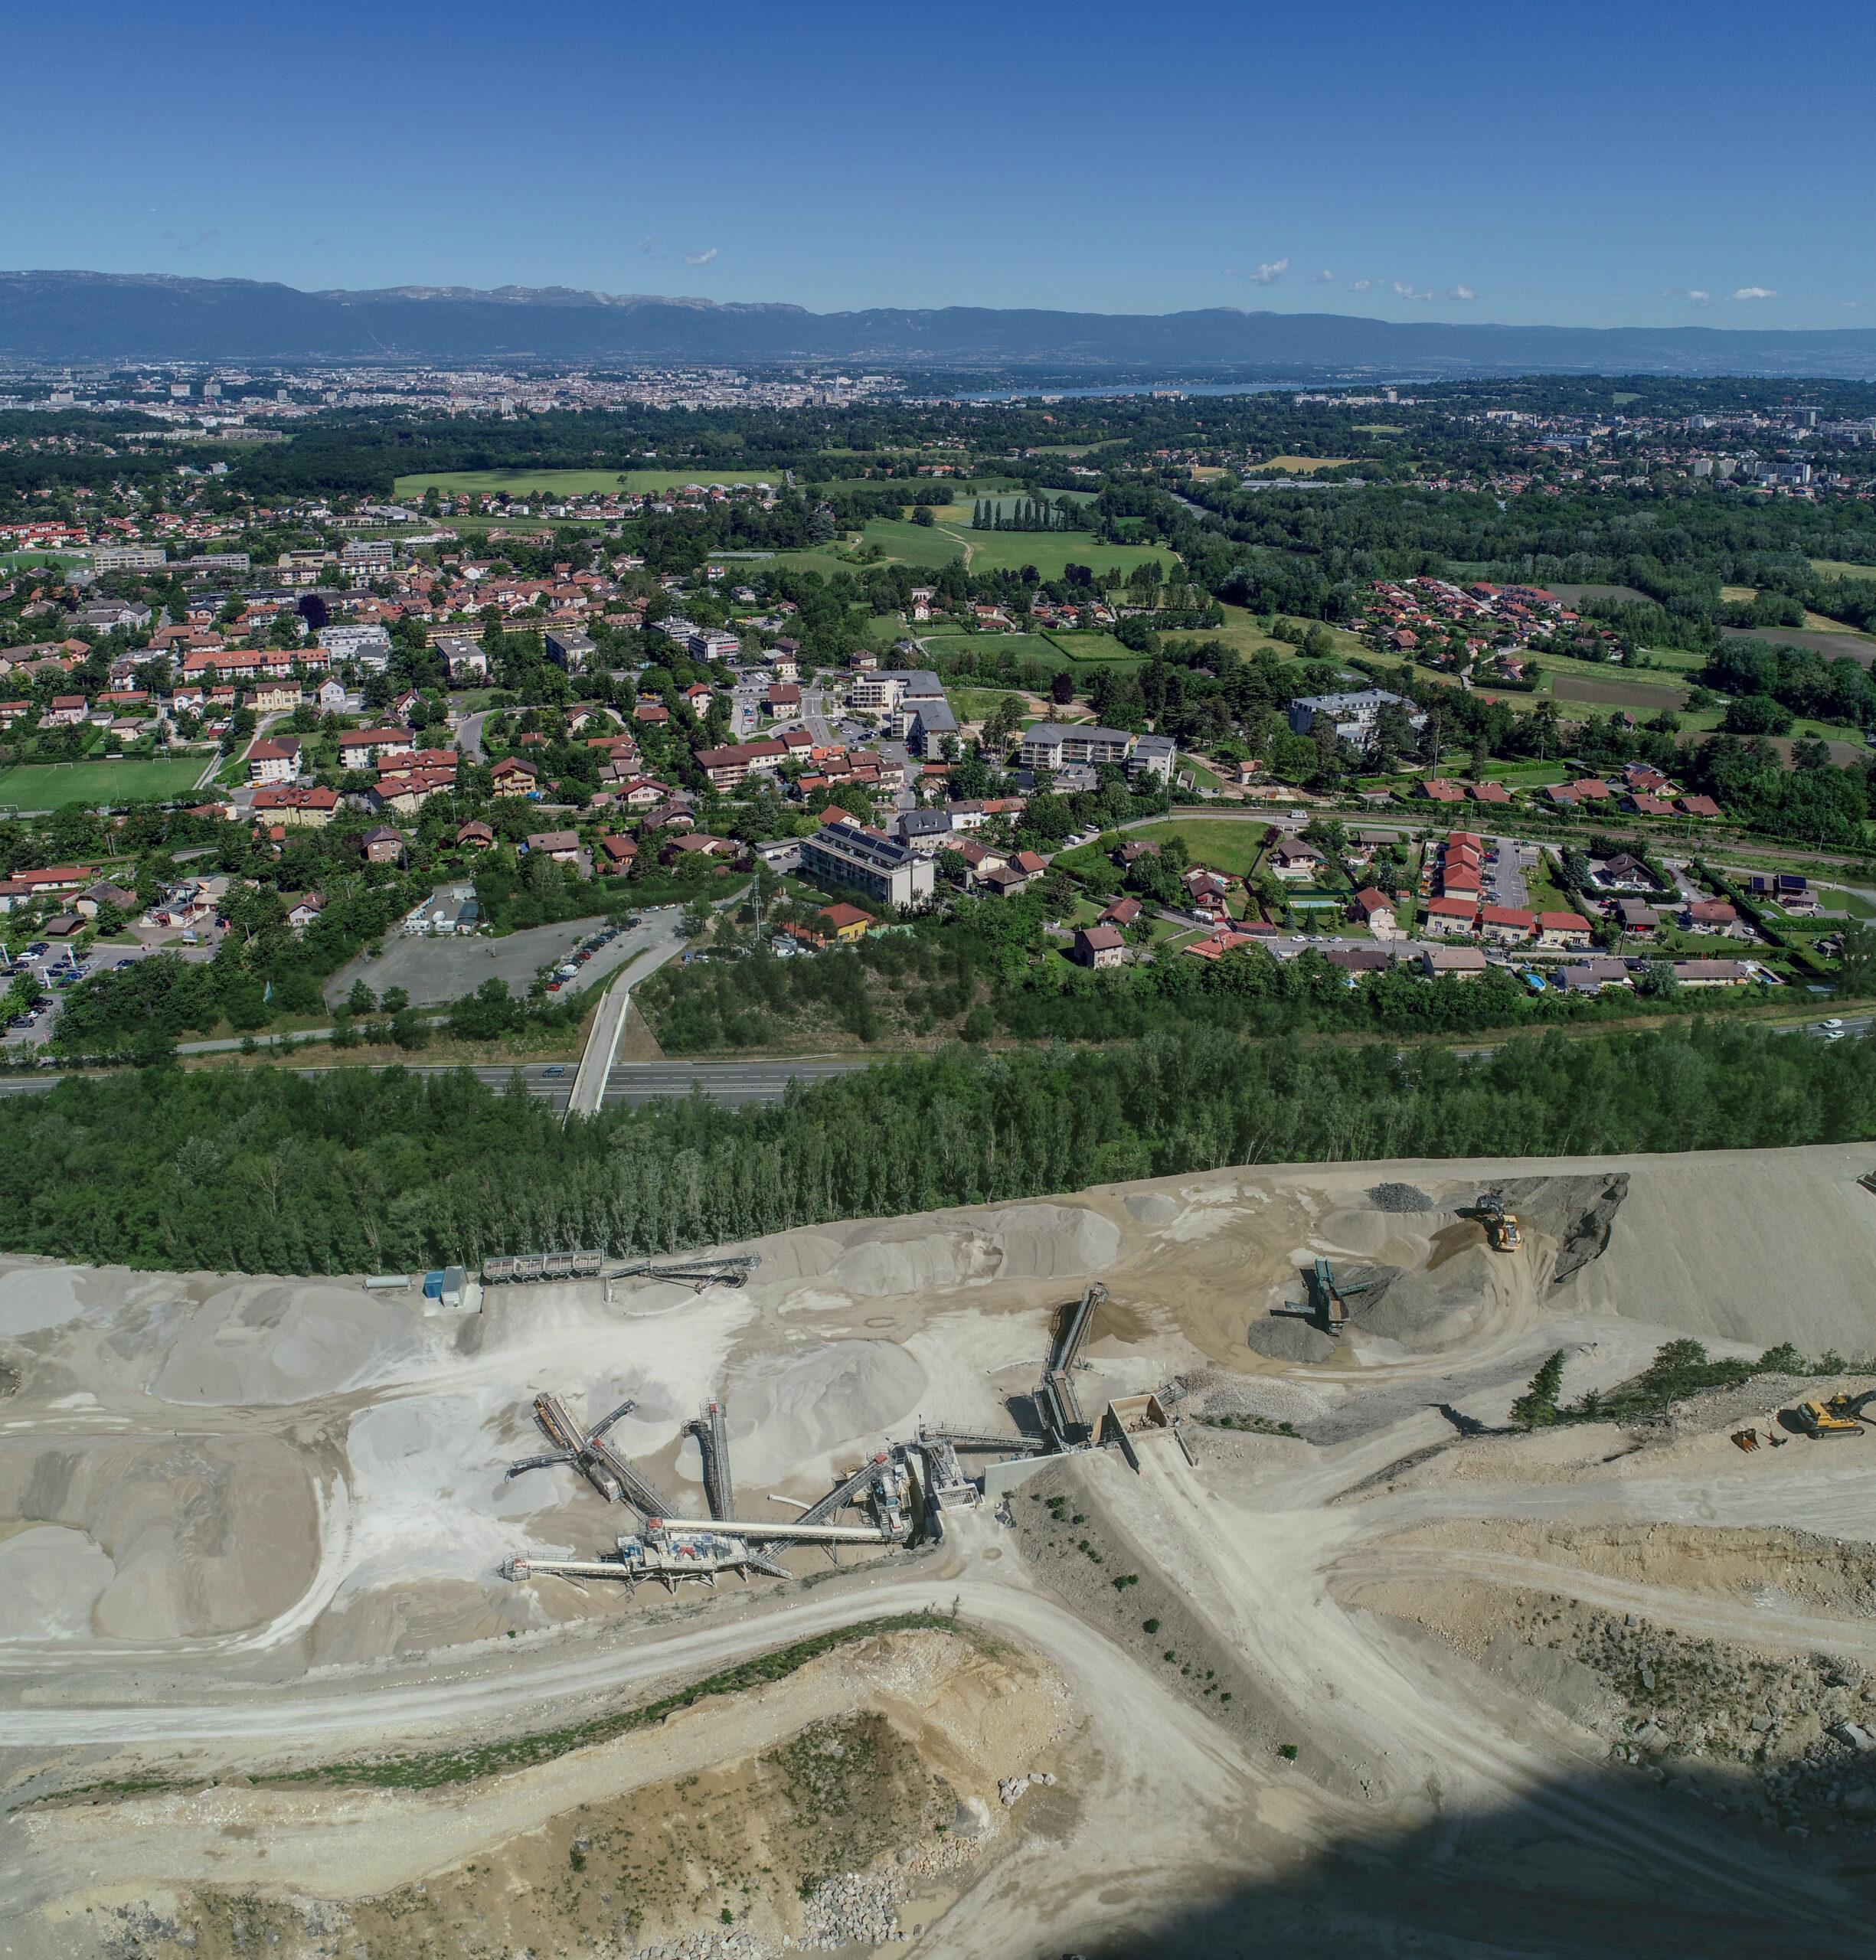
[1200,604,1368,668]
[852,518,977,570]
[0,757,204,808]
[392,467,788,499]
[1181,756,1224,792]
[0,550,90,572]
[763,544,869,580]
[1041,630,1136,662]
[950,685,1036,722]
[1125,818,1274,878]
[1488,760,1570,786]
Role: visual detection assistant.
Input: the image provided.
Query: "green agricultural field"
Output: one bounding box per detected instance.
[865,517,1177,582]
[951,527,1176,581]
[0,757,204,809]
[921,631,1073,664]
[920,630,1146,675]
[1809,559,1876,581]
[392,467,788,499]
[812,475,1025,499]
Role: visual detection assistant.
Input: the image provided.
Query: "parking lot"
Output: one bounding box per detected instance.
[2,938,174,1050]
[322,907,676,1009]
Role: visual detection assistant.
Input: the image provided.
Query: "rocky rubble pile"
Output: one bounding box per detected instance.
[634,1933,771,1960]
[798,1871,907,1950]
[1556,1608,1876,1831]
[1178,1368,1332,1429]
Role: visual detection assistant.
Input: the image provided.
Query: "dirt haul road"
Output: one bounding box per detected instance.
[5,1143,1876,1955]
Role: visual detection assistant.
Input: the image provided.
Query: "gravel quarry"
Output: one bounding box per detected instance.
[3,1143,1876,1957]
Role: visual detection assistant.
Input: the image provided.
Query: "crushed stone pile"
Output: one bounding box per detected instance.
[1370,1182,1435,1214]
[1247,1317,1338,1364]
[1185,1374,1334,1426]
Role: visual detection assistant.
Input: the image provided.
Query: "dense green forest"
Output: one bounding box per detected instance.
[0,1021,1868,1273]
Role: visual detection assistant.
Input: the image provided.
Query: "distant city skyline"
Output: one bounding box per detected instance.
[5,0,1873,332]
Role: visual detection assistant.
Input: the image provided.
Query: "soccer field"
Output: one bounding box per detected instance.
[0,759,204,809]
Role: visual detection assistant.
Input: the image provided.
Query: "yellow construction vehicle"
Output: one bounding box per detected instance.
[1824,1389,1876,1427]
[1793,1398,1865,1439]
[1476,1191,1523,1252]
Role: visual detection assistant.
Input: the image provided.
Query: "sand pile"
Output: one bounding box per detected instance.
[1564,1153,1876,1349]
[1497,1173,1629,1287]
[0,1523,116,1638]
[0,1263,92,1338]
[152,1279,430,1406]
[0,1434,318,1641]
[727,1340,927,1485]
[1354,1246,1499,1351]
[819,1205,1122,1299]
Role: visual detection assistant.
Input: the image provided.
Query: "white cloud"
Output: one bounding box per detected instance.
[1349,277,1373,292]
[1311,269,1335,283]
[1251,257,1289,284]
[681,247,720,266]
[1731,285,1776,300]
[1659,286,1714,306]
[635,234,659,254]
[1449,284,1477,301]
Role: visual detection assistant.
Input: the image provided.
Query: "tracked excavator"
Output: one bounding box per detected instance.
[1794,1389,1875,1438]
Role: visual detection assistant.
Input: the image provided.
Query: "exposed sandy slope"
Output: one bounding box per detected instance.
[3,1142,1876,1955]
[21,1628,1074,1958]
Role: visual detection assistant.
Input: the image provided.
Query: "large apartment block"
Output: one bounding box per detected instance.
[1017,722,1135,769]
[800,820,936,910]
[1285,688,1426,741]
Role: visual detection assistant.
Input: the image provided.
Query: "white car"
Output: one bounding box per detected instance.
[1820,1018,1845,1030]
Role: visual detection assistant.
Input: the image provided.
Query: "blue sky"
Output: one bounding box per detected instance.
[4,0,1872,329]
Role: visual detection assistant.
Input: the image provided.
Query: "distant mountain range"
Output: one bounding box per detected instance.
[6,270,1876,378]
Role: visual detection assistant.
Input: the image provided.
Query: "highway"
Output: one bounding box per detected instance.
[397,1056,871,1109]
[1,1017,1861,1112]
[0,1055,870,1109]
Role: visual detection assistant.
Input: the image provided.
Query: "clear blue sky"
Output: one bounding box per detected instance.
[5,0,1872,330]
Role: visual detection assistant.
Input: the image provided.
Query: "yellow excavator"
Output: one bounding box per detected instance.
[1793,1392,1871,1439]
[1476,1191,1522,1252]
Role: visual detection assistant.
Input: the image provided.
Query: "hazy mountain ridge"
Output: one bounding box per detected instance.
[6,270,1876,376]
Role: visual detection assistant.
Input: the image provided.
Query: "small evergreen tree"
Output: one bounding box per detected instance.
[1510,1350,1567,1428]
